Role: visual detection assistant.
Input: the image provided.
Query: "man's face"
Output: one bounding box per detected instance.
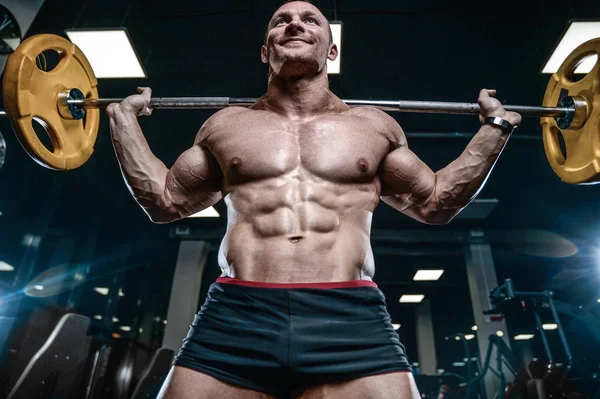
[261,1,337,76]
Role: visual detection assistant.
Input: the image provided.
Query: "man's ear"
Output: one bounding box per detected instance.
[327,43,338,61]
[261,45,269,64]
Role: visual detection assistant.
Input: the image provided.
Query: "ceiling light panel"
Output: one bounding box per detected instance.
[66,29,146,78]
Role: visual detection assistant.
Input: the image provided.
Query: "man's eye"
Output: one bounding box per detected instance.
[305,18,316,24]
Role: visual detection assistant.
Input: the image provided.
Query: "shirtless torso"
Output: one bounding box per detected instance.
[106,1,520,397]
[210,103,396,283]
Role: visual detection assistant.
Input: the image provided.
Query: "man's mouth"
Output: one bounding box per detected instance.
[282,38,309,44]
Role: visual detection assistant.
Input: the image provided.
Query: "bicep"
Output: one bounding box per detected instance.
[164,143,223,215]
[379,146,438,222]
[379,146,435,199]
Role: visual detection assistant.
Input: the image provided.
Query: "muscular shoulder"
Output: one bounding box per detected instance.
[194,107,250,145]
[348,106,406,150]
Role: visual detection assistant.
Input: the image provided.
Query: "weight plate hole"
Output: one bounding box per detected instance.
[82,111,87,131]
[35,49,63,72]
[32,117,54,152]
[567,53,597,83]
[557,128,567,161]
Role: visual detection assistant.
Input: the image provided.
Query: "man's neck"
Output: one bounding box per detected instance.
[260,71,342,120]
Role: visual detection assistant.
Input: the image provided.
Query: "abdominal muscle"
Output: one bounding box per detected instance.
[217,176,378,283]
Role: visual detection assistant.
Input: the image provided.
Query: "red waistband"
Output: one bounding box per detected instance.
[216,277,378,289]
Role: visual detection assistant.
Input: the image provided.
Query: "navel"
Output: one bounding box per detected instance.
[357,158,369,172]
[289,236,303,244]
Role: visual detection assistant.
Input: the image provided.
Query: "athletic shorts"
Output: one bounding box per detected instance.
[173,277,412,398]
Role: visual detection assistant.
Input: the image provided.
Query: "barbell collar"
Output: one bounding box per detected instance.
[66,97,573,119]
[58,88,86,120]
[570,96,588,130]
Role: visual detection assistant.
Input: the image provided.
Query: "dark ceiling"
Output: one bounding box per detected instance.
[1,0,600,367]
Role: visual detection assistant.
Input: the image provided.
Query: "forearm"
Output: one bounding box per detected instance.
[431,124,510,217]
[150,191,222,224]
[378,90,519,225]
[107,106,170,214]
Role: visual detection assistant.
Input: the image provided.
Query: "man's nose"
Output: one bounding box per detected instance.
[286,18,305,34]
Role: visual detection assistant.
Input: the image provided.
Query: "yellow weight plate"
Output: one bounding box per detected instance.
[2,33,99,170]
[541,38,600,184]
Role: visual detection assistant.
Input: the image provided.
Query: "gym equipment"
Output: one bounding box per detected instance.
[461,333,524,399]
[0,34,598,183]
[0,130,5,169]
[479,279,600,398]
[487,279,574,375]
[5,313,92,399]
[130,347,175,399]
[455,278,588,398]
[94,338,153,399]
[82,343,112,399]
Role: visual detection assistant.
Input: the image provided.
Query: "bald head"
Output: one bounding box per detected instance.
[261,0,338,78]
[264,1,333,45]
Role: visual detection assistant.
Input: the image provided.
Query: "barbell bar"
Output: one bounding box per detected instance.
[0,97,577,118]
[67,97,571,118]
[1,33,599,184]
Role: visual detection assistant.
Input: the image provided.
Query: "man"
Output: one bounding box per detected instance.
[106,1,521,397]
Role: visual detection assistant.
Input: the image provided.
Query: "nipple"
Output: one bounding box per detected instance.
[230,157,242,169]
[357,158,369,172]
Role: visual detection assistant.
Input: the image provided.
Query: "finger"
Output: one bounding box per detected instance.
[479,115,484,124]
[486,89,497,97]
[140,105,153,116]
[137,86,152,98]
[105,103,117,117]
[142,87,152,103]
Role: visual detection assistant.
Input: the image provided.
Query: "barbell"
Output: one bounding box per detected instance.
[0,33,599,184]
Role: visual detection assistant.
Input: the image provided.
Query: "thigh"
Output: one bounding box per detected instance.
[157,366,276,399]
[294,371,421,399]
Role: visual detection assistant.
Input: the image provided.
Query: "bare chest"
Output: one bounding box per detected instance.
[206,110,391,185]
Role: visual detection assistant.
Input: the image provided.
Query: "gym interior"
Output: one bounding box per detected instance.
[0,0,599,397]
